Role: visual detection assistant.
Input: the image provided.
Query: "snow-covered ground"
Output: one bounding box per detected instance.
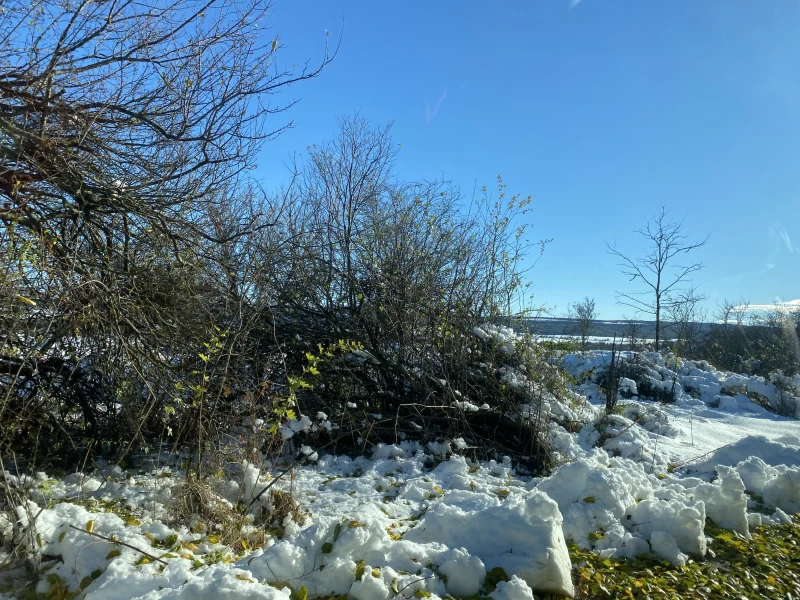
[2,346,799,600]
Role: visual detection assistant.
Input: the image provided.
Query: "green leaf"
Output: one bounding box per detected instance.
[484,566,509,593]
[294,586,308,600]
[413,591,431,598]
[355,559,365,580]
[333,521,343,543]
[583,496,596,503]
[321,542,333,554]
[58,531,66,543]
[391,578,400,594]
[106,549,121,559]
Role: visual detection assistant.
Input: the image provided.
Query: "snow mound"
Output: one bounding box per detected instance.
[404,490,574,597]
[489,576,536,600]
[688,435,800,473]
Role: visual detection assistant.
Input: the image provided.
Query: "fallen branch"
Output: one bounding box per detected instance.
[69,525,168,565]
[670,441,736,470]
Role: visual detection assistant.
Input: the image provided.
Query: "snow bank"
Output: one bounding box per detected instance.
[5,350,800,599]
[688,435,800,473]
[405,490,574,597]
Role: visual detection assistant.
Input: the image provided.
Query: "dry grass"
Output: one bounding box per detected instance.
[260,489,307,529]
[169,476,245,545]
[170,475,307,550]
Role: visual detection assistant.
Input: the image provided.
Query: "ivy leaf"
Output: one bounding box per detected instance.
[484,566,509,594]
[333,521,343,542]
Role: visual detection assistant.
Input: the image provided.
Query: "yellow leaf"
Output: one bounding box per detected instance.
[58,532,66,543]
[208,535,221,544]
[86,520,95,533]
[16,295,36,306]
[235,574,254,583]
[181,541,198,552]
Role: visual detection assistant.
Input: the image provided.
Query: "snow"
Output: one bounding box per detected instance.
[404,488,574,596]
[687,435,800,472]
[648,531,686,566]
[2,348,799,599]
[438,548,486,597]
[489,576,536,600]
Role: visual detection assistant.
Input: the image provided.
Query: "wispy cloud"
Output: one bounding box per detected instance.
[425,87,447,124]
[570,0,582,8]
[735,298,800,313]
[725,263,775,283]
[770,222,800,254]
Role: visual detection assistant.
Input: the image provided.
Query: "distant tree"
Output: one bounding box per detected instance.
[665,286,707,355]
[606,207,708,352]
[706,299,752,372]
[750,305,800,376]
[621,315,643,353]
[567,296,597,351]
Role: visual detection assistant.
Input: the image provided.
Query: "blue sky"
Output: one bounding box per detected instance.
[256,0,800,320]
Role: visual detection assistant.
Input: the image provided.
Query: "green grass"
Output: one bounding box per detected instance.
[570,518,800,599]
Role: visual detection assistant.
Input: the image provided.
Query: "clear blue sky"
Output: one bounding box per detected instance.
[256,0,800,320]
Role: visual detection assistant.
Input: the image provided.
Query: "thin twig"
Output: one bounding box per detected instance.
[69,525,168,565]
[670,441,736,470]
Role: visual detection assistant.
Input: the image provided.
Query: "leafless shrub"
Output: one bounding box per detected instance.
[567,297,597,351]
[0,0,333,468]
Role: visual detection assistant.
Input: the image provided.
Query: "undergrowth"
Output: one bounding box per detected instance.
[571,518,800,599]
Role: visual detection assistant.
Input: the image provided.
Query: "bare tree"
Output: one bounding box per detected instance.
[606,207,708,352]
[0,0,333,463]
[567,296,597,351]
[665,286,707,355]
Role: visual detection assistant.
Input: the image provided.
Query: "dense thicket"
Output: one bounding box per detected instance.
[0,1,557,473]
[0,0,334,469]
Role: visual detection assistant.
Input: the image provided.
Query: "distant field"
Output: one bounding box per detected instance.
[521,316,715,341]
